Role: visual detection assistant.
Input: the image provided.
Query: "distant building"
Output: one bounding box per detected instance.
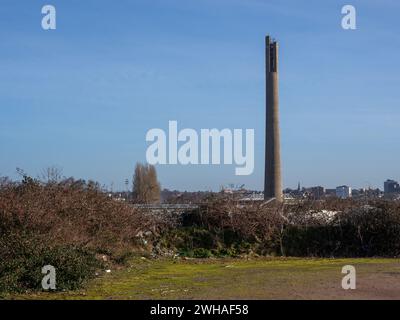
[384,179,400,194]
[336,185,352,199]
[305,186,325,199]
[351,188,363,197]
[325,189,336,197]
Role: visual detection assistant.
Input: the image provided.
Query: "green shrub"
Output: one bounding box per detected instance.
[0,233,102,293]
[178,249,194,257]
[213,248,238,257]
[193,248,212,258]
[160,227,257,258]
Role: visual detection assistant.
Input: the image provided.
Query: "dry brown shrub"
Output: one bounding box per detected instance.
[0,176,163,257]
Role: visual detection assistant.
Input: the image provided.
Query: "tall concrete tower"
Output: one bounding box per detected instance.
[264,36,283,201]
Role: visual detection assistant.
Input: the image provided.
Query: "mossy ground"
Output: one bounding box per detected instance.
[5,257,400,300]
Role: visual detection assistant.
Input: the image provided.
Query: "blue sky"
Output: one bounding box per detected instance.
[0,0,399,191]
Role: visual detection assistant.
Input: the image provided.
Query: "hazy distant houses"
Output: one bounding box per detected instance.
[279,178,400,201]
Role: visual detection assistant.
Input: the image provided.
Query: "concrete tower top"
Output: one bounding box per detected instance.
[265,36,278,73]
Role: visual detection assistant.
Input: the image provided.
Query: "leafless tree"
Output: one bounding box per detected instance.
[40,166,63,184]
[132,163,161,203]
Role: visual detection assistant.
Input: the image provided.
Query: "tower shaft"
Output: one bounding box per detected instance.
[264,36,282,201]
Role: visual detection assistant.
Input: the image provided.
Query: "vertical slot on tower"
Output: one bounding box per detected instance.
[269,44,277,72]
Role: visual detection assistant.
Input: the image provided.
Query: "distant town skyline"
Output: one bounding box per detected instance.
[1,0,400,191]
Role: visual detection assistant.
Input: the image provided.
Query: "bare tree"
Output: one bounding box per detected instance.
[132,163,161,203]
[40,166,63,184]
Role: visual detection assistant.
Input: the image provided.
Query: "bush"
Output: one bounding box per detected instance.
[0,232,101,293]
[281,203,400,257]
[193,248,212,258]
[162,198,400,258]
[0,175,164,293]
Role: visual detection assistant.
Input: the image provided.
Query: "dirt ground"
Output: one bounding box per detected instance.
[6,257,400,300]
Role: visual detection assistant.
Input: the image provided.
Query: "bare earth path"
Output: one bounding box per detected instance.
[8,257,400,300]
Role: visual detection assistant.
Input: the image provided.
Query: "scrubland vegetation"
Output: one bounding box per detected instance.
[1,173,400,295]
[0,174,164,293]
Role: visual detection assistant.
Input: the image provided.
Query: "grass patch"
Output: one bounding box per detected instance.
[6,257,400,300]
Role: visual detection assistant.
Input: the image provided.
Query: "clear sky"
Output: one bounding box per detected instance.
[1,0,399,191]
